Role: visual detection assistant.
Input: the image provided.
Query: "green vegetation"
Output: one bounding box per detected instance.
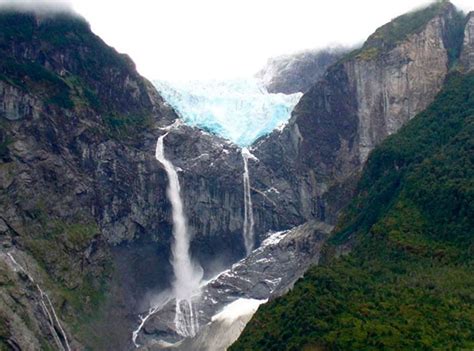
[0,136,12,160]
[0,11,35,41]
[341,1,465,64]
[0,11,155,141]
[231,72,474,350]
[48,220,99,249]
[103,113,154,140]
[0,11,150,132]
[365,1,450,48]
[20,204,111,335]
[0,59,74,109]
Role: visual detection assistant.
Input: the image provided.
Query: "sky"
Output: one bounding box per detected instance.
[3,0,474,80]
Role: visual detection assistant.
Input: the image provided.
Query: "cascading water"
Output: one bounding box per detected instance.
[5,252,71,351]
[242,147,255,255]
[155,132,203,337]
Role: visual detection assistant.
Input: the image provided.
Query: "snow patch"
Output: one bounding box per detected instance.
[261,230,288,247]
[211,298,267,325]
[266,187,280,194]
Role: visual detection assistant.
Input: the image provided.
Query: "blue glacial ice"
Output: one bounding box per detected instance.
[153,78,302,147]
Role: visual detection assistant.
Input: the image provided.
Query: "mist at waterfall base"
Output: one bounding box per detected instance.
[153,78,302,147]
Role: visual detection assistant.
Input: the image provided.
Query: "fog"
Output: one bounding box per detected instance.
[1,0,473,80]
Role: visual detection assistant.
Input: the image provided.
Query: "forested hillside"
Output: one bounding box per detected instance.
[232,72,474,350]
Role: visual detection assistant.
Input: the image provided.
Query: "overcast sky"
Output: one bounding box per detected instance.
[3,0,474,80]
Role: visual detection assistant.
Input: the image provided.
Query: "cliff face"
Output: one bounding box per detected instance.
[0,10,180,350]
[252,2,464,226]
[256,48,347,94]
[460,12,474,71]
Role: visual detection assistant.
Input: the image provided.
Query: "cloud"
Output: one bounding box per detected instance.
[0,0,74,14]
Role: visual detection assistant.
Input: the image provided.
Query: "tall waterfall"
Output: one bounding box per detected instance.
[242,148,255,255]
[155,133,203,337]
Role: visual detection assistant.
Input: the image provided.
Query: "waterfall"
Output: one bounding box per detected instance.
[242,147,255,255]
[6,253,71,351]
[155,132,203,337]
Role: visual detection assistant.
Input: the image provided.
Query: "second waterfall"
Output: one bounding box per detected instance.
[242,147,255,255]
[155,132,203,337]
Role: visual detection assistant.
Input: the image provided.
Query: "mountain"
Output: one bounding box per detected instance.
[232,69,474,351]
[0,8,181,350]
[251,1,466,226]
[256,47,348,94]
[1,1,473,350]
[0,8,299,350]
[232,5,474,351]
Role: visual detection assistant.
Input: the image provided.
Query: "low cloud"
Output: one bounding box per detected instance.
[0,0,74,14]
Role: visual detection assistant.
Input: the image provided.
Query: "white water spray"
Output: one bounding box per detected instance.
[155,132,203,338]
[132,292,172,347]
[242,148,255,255]
[5,253,71,351]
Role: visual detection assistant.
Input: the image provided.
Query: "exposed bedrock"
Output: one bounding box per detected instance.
[252,2,462,226]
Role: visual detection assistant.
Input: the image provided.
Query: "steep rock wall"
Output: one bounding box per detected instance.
[460,12,474,71]
[252,2,460,226]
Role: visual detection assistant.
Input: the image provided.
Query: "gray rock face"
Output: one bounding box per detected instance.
[256,48,348,94]
[0,82,42,121]
[0,249,78,350]
[135,221,333,350]
[252,3,458,227]
[160,123,306,271]
[347,14,449,162]
[461,12,474,71]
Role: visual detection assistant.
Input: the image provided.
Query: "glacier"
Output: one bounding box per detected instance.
[153,78,302,147]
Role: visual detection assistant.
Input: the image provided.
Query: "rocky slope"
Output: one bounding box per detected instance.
[256,47,348,94]
[252,1,466,226]
[135,221,333,350]
[0,8,181,350]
